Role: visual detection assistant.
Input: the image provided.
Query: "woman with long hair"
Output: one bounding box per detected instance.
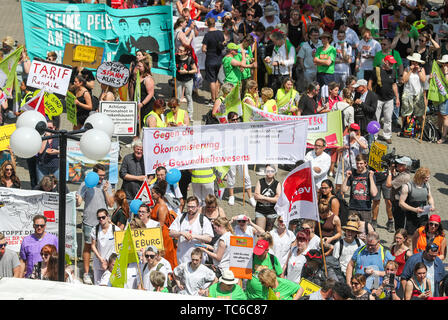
[111,190,130,230]
[242,79,260,109]
[0,160,20,188]
[282,228,311,283]
[318,179,340,216]
[212,82,234,123]
[198,194,226,246]
[318,199,342,255]
[73,74,93,130]
[351,274,374,300]
[174,17,194,50]
[404,262,432,300]
[30,244,58,281]
[411,215,446,260]
[391,228,412,276]
[175,44,196,121]
[99,84,120,102]
[276,78,300,115]
[136,59,155,129]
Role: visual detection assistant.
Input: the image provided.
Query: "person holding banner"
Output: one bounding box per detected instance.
[275,78,300,115]
[242,80,260,109]
[99,84,120,102]
[72,75,93,130]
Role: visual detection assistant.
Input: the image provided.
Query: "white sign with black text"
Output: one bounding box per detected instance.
[99,101,137,136]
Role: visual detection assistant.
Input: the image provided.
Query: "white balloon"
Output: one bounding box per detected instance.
[80,129,111,160]
[85,112,115,138]
[10,127,42,158]
[16,110,47,129]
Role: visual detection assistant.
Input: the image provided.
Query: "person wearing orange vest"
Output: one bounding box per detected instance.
[411,215,446,260]
[300,4,313,40]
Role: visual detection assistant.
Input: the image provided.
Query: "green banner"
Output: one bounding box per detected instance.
[428,60,448,104]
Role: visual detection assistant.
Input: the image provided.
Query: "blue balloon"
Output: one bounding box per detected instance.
[166,168,181,185]
[130,199,143,215]
[85,171,99,188]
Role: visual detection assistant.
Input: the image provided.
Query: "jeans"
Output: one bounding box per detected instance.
[177,79,194,120]
[376,99,394,140]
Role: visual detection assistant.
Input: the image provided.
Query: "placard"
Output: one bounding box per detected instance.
[65,91,77,126]
[299,278,321,296]
[99,101,137,136]
[229,236,254,279]
[368,141,388,172]
[62,43,104,69]
[73,45,98,63]
[32,90,63,119]
[0,124,16,151]
[27,59,72,96]
[114,227,164,253]
[96,61,130,88]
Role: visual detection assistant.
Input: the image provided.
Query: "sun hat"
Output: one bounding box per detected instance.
[407,53,425,64]
[384,55,397,64]
[264,5,276,16]
[352,79,368,88]
[253,239,269,255]
[438,54,448,64]
[219,269,239,285]
[2,36,14,48]
[227,42,240,51]
[342,221,361,233]
[235,214,249,221]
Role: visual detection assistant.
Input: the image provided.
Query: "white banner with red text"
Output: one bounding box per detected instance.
[143,121,308,174]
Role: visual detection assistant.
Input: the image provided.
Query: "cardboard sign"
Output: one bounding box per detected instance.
[0,124,16,151]
[66,91,77,126]
[32,90,63,119]
[114,227,164,253]
[100,101,137,136]
[229,236,254,279]
[96,61,130,88]
[73,45,97,63]
[368,141,388,172]
[27,60,72,96]
[299,278,321,296]
[62,43,104,69]
[134,180,155,206]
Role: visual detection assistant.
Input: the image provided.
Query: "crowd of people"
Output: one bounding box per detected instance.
[0,0,447,300]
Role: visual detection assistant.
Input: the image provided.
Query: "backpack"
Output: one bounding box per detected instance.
[203,109,219,125]
[95,224,116,250]
[179,212,204,229]
[422,118,441,143]
[338,238,361,261]
[331,193,350,227]
[142,262,164,274]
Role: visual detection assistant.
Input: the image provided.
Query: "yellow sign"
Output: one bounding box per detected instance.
[114,227,164,253]
[299,278,321,296]
[32,90,63,119]
[368,141,388,171]
[73,45,97,63]
[0,124,16,151]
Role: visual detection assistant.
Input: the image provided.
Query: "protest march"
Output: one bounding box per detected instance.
[1,0,448,302]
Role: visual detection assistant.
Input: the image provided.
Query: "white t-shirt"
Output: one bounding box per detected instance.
[100,270,112,286]
[213,231,232,270]
[259,16,281,29]
[307,234,321,251]
[271,228,296,267]
[173,262,216,296]
[125,262,139,289]
[358,39,381,71]
[234,224,257,245]
[144,219,161,229]
[286,246,309,283]
[304,150,332,188]
[298,40,322,71]
[332,238,364,274]
[139,262,170,291]
[333,41,353,75]
[169,213,214,264]
[90,224,116,270]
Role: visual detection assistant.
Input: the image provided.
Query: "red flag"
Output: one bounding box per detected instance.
[275,161,319,226]
[21,90,45,116]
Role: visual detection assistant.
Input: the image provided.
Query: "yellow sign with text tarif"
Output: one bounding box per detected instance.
[0,124,16,151]
[368,141,388,172]
[114,227,164,253]
[299,278,321,296]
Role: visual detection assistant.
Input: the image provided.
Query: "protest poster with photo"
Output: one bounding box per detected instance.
[96,61,130,88]
[22,1,176,77]
[243,105,344,148]
[229,236,254,280]
[66,140,119,184]
[26,59,72,96]
[0,188,77,257]
[143,121,308,174]
[99,101,137,136]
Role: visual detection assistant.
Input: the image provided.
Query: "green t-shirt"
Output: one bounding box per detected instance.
[252,253,283,276]
[236,46,253,80]
[245,275,301,300]
[409,26,419,40]
[315,45,337,74]
[222,55,242,85]
[208,283,247,300]
[373,50,403,77]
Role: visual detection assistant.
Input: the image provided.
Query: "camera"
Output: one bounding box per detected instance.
[381,148,421,173]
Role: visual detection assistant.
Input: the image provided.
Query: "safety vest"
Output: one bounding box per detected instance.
[243,93,260,109]
[166,109,186,126]
[215,96,228,124]
[301,15,311,33]
[144,111,166,128]
[414,226,444,255]
[353,244,385,274]
[262,99,278,114]
[191,168,215,184]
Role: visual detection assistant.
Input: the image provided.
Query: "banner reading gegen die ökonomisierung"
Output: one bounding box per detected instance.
[21,1,176,76]
[143,121,308,175]
[243,104,344,148]
[0,188,77,257]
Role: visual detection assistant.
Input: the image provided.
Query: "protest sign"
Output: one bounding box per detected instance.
[99,101,137,136]
[114,227,164,253]
[26,59,72,96]
[299,278,321,296]
[66,91,77,126]
[0,188,77,257]
[22,1,176,77]
[275,161,319,227]
[243,104,344,148]
[32,89,63,119]
[96,61,130,88]
[63,43,104,69]
[0,124,16,151]
[134,180,155,206]
[368,141,388,172]
[67,140,119,184]
[143,121,308,174]
[229,236,254,280]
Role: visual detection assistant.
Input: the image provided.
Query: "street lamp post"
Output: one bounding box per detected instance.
[11,110,114,282]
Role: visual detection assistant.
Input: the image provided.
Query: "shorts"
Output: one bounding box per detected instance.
[401,92,425,117]
[205,64,221,83]
[255,211,278,220]
[83,223,93,244]
[372,181,391,201]
[439,99,448,116]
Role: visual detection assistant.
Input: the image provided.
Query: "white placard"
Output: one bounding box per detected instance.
[26,60,72,96]
[96,61,130,88]
[100,101,137,136]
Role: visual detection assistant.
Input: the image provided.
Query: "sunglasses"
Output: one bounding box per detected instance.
[5,168,13,171]
[230,118,239,121]
[34,224,46,228]
[351,281,360,285]
[145,254,156,259]
[428,243,439,252]
[0,243,7,249]
[265,169,275,173]
[246,13,254,17]
[429,222,439,227]
[41,253,50,258]
[97,216,107,220]
[237,220,247,223]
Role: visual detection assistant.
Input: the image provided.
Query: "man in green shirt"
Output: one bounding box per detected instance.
[252,239,283,275]
[373,37,404,80]
[313,32,337,87]
[208,270,247,300]
[222,42,255,86]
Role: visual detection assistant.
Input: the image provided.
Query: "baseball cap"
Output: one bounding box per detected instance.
[145,245,159,254]
[235,214,249,221]
[352,79,368,88]
[395,156,412,167]
[350,123,360,131]
[429,214,442,224]
[227,42,240,51]
[253,239,269,255]
[384,55,397,64]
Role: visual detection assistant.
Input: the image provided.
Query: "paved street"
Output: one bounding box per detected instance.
[4,0,448,260]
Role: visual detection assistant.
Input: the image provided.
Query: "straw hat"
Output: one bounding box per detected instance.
[2,36,14,48]
[406,53,425,64]
[219,270,239,285]
[342,221,360,233]
[438,54,448,64]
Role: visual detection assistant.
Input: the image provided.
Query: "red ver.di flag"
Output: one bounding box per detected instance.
[274,161,319,227]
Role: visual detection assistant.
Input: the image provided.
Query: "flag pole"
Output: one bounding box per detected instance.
[243,165,246,206]
[317,220,328,277]
[419,92,428,143]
